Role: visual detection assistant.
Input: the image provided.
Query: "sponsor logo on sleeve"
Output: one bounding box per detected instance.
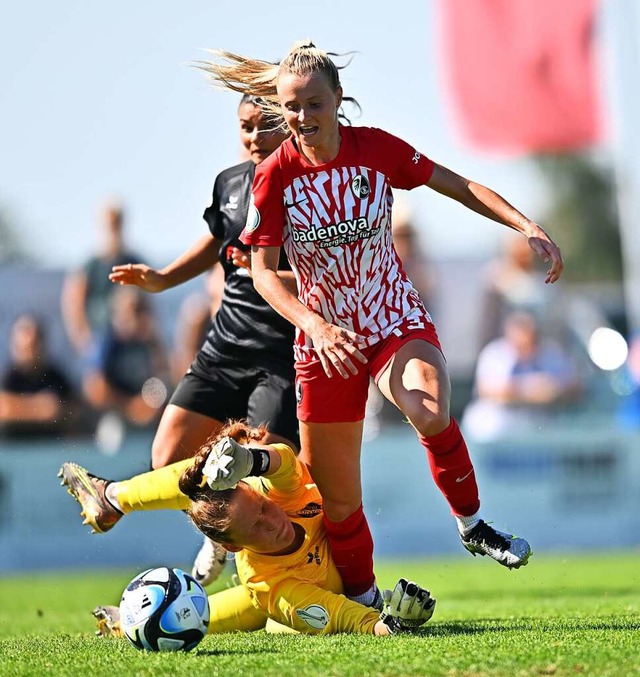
[244,195,261,233]
[295,604,329,630]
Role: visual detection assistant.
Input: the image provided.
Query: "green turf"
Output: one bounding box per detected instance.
[1,551,639,677]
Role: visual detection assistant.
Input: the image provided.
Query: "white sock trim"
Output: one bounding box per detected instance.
[348,582,378,607]
[105,483,124,513]
[456,511,481,536]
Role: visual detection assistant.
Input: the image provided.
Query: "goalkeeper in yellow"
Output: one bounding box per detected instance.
[60,421,435,636]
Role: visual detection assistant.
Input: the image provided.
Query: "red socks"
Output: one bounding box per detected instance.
[322,420,477,595]
[323,504,375,597]
[420,418,480,517]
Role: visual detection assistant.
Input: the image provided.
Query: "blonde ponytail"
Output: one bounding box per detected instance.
[194,40,359,127]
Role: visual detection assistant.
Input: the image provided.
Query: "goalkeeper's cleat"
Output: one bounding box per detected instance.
[58,462,122,534]
[92,605,123,638]
[192,537,228,587]
[461,520,532,569]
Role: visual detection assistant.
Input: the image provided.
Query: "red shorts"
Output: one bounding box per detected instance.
[295,315,442,423]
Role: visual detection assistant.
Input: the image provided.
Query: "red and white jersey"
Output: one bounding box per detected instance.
[241,126,435,362]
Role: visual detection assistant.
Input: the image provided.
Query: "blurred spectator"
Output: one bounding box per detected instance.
[391,198,435,310]
[477,233,557,350]
[462,311,582,441]
[0,314,78,438]
[61,200,141,355]
[82,287,170,433]
[617,332,640,428]
[170,265,224,385]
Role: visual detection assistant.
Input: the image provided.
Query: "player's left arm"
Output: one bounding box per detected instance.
[258,578,436,636]
[257,579,381,635]
[426,163,563,284]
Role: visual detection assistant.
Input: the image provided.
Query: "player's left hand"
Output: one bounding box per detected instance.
[379,578,436,633]
[202,436,254,490]
[526,225,564,284]
[228,247,252,276]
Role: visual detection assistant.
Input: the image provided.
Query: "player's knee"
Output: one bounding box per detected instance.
[409,408,450,439]
[322,497,361,523]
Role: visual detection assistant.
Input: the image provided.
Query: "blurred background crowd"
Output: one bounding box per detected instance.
[1,188,638,449]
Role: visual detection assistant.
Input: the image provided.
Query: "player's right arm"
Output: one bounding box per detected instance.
[228,247,298,294]
[109,234,221,292]
[241,162,367,379]
[250,246,367,380]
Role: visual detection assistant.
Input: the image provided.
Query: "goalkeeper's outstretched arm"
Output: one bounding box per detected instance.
[255,578,436,636]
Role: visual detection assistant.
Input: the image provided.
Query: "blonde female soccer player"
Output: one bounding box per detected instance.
[193,39,564,607]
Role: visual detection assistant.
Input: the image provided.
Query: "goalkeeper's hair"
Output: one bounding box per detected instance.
[179,419,268,542]
[195,39,360,130]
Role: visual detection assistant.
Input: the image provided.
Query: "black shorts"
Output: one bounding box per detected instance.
[169,351,299,447]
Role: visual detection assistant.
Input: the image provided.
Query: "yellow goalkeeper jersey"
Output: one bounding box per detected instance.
[236,444,379,635]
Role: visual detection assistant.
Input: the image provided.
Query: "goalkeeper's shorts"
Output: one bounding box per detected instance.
[294,313,442,424]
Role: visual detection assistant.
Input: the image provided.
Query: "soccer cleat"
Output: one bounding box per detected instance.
[191,537,228,587]
[58,462,123,534]
[93,605,123,638]
[461,520,532,569]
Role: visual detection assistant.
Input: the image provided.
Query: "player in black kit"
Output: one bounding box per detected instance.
[106,95,293,584]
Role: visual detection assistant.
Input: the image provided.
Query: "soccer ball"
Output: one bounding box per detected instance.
[119,566,210,652]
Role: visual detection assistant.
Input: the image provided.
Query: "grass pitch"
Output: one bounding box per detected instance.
[1,551,638,677]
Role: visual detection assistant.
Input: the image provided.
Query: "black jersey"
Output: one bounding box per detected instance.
[201,161,294,367]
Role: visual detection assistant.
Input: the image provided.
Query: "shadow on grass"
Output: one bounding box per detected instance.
[446,586,639,601]
[415,616,640,637]
[195,647,279,657]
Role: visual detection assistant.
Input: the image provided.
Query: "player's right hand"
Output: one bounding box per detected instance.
[202,436,254,491]
[109,263,167,293]
[306,319,368,379]
[379,578,436,633]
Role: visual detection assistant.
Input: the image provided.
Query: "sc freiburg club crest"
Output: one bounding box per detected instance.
[351,174,370,199]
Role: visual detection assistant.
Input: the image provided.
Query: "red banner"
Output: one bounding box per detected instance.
[439,0,602,154]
